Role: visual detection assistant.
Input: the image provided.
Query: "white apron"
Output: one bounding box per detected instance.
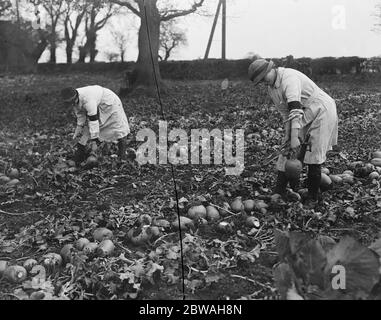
[268,68,338,171]
[74,85,131,145]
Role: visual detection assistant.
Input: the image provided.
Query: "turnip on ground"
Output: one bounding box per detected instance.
[136,120,245,175]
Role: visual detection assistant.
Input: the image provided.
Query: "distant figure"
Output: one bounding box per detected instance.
[248,58,338,208]
[61,85,131,166]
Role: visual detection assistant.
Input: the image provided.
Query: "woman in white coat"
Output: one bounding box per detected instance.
[248,58,338,207]
[61,85,131,165]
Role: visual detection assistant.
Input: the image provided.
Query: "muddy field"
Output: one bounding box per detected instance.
[0,72,380,300]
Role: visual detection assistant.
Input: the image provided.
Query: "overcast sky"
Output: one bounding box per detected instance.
[41,0,381,62]
[175,0,381,60]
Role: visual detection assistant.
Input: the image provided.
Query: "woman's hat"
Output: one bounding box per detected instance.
[248,59,275,86]
[61,87,78,102]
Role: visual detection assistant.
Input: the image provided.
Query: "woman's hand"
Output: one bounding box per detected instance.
[289,137,301,158]
[73,126,83,140]
[290,137,300,149]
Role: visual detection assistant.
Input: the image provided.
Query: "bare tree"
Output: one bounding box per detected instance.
[110,26,129,62]
[78,0,115,63]
[159,21,187,61]
[110,0,205,90]
[30,0,66,64]
[63,0,87,64]
[0,0,12,16]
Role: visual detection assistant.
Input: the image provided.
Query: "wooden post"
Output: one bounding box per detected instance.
[16,0,20,27]
[204,0,222,60]
[222,0,226,60]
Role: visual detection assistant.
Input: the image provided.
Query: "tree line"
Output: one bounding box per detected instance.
[0,0,205,88]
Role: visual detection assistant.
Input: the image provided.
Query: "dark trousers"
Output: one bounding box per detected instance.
[275,164,321,200]
[73,136,129,165]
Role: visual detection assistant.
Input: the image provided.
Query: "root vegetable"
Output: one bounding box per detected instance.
[341,174,354,185]
[348,161,364,170]
[4,266,27,283]
[270,194,284,204]
[187,205,207,220]
[320,173,332,189]
[75,238,90,251]
[217,221,233,233]
[8,168,19,179]
[0,176,11,185]
[23,259,38,272]
[220,202,231,216]
[199,218,208,226]
[172,216,194,230]
[153,219,170,228]
[285,159,303,179]
[369,172,380,180]
[255,200,269,210]
[127,226,152,245]
[30,292,45,300]
[206,206,220,221]
[364,163,375,174]
[83,242,98,254]
[321,167,330,175]
[93,228,113,242]
[6,179,20,187]
[150,226,161,238]
[329,175,343,184]
[371,158,381,167]
[243,200,256,212]
[231,197,244,213]
[260,208,268,215]
[138,214,153,225]
[343,170,354,176]
[42,253,62,268]
[246,216,260,228]
[97,239,115,257]
[0,260,9,276]
[85,155,98,167]
[373,151,381,159]
[60,244,74,263]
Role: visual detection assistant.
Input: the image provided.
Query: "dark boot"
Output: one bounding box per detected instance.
[117,138,127,160]
[73,143,88,166]
[289,177,300,192]
[304,164,321,208]
[274,171,288,196]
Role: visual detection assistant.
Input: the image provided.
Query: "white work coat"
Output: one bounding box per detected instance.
[74,85,130,145]
[267,68,338,170]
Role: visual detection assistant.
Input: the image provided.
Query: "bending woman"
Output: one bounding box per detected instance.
[248,58,338,208]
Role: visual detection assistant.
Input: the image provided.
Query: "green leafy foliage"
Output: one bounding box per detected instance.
[274,230,381,300]
[0,74,380,300]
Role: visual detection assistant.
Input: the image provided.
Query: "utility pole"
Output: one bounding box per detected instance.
[204,0,222,60]
[222,0,226,60]
[16,0,20,27]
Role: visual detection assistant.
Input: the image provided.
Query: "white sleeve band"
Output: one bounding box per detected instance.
[88,120,100,139]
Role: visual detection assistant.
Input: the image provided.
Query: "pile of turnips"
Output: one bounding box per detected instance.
[0,228,116,284]
[175,197,263,234]
[0,168,21,188]
[327,151,381,186]
[283,153,381,195]
[127,214,163,245]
